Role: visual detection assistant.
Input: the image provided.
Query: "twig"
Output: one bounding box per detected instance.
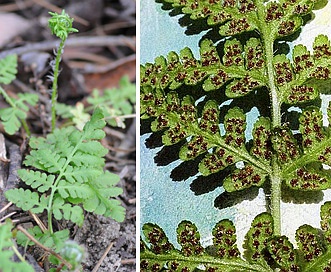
[0,0,34,12]
[91,242,114,272]
[29,211,47,232]
[16,225,73,270]
[0,36,136,59]
[128,198,136,204]
[31,0,90,26]
[103,127,126,140]
[0,211,16,223]
[0,201,12,214]
[119,165,129,179]
[106,145,136,153]
[70,54,136,73]
[120,258,136,264]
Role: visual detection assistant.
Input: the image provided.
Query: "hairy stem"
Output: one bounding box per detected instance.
[270,161,282,235]
[51,39,65,132]
[265,37,282,235]
[257,0,282,235]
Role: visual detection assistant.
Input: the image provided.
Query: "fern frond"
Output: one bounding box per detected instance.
[141,0,331,270]
[5,108,125,232]
[0,54,17,84]
[141,202,331,271]
[16,225,70,253]
[143,84,270,192]
[87,76,136,124]
[0,93,38,135]
[56,76,135,128]
[0,220,34,272]
[83,171,125,222]
[5,188,47,214]
[141,216,271,272]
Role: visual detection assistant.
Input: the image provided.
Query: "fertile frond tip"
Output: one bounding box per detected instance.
[48,10,78,40]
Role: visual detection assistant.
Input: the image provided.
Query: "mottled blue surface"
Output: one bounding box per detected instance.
[140,0,204,63]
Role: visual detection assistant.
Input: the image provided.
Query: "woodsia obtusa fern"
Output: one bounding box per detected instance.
[5,108,125,231]
[140,0,331,270]
[141,201,331,271]
[3,108,125,270]
[0,10,127,271]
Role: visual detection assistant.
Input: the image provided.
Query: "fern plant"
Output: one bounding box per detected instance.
[48,10,78,132]
[0,10,127,270]
[0,54,38,135]
[141,201,331,271]
[5,107,125,251]
[140,0,331,270]
[56,75,136,129]
[0,220,34,272]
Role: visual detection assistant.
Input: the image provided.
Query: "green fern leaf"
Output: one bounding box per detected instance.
[296,225,325,262]
[177,221,204,256]
[53,196,84,226]
[5,188,47,213]
[244,212,273,266]
[212,219,240,259]
[0,93,38,135]
[0,54,17,84]
[83,171,125,222]
[57,179,93,199]
[63,165,102,183]
[17,169,55,192]
[0,107,26,135]
[0,220,34,272]
[6,107,125,233]
[267,236,299,271]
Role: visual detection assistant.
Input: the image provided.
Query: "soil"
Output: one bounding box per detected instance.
[0,1,136,271]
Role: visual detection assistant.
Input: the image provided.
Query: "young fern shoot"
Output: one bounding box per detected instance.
[48,10,78,131]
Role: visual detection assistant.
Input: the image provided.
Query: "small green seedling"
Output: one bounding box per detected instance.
[48,10,78,132]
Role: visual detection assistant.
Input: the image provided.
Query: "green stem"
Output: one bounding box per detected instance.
[270,161,282,235]
[264,36,282,235]
[11,245,27,263]
[51,39,66,132]
[21,119,31,137]
[256,0,282,235]
[0,86,16,108]
[142,251,273,272]
[46,131,84,233]
[265,39,282,127]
